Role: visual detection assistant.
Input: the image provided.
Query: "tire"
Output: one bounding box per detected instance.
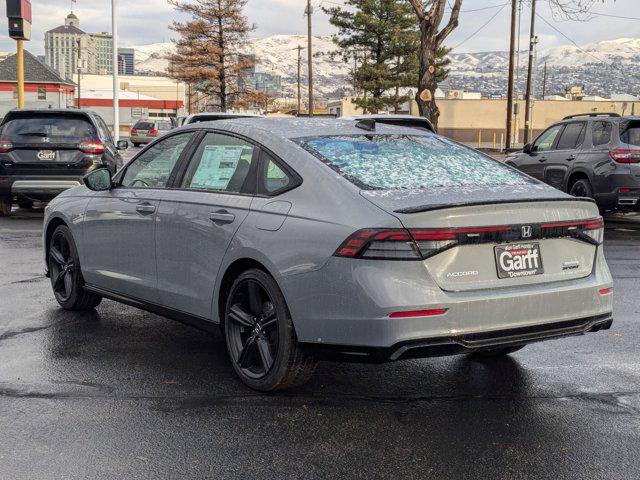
[49,225,102,310]
[223,268,317,391]
[17,199,33,209]
[0,198,11,216]
[471,345,525,358]
[133,143,140,148]
[569,178,594,199]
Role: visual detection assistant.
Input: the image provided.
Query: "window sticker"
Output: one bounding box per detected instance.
[190,145,246,190]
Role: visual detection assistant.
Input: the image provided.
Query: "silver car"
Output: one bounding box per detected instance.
[43,118,613,391]
[129,119,172,147]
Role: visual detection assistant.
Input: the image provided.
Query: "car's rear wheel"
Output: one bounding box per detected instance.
[49,225,102,310]
[224,269,316,391]
[133,143,140,148]
[0,198,11,216]
[569,178,593,199]
[471,345,525,358]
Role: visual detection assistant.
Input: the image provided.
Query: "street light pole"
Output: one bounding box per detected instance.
[296,45,302,115]
[523,0,537,145]
[305,0,313,117]
[16,38,24,108]
[112,0,120,141]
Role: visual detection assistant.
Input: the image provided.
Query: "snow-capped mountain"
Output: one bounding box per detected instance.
[132,36,640,98]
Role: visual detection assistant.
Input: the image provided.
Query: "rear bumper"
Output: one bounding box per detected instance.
[0,176,83,200]
[304,314,613,362]
[130,135,155,144]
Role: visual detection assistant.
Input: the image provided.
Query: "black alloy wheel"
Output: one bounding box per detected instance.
[569,179,593,199]
[224,269,317,391]
[226,278,279,380]
[48,225,102,310]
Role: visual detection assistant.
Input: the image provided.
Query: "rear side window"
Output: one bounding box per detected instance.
[592,121,612,147]
[555,122,585,150]
[260,151,292,194]
[296,134,530,190]
[157,121,172,130]
[1,116,97,142]
[620,121,640,147]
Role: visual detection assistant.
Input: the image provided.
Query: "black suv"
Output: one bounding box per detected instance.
[506,113,640,211]
[0,109,127,216]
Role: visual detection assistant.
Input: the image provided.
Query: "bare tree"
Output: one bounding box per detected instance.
[407,0,462,128]
[167,0,255,112]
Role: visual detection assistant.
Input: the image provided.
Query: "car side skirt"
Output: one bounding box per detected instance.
[84,284,218,333]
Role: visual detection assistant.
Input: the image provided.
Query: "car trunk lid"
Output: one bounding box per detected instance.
[360,187,600,291]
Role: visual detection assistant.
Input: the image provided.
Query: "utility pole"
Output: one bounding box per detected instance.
[296,45,303,115]
[541,61,548,98]
[523,0,537,145]
[505,0,517,150]
[112,0,120,141]
[305,0,314,117]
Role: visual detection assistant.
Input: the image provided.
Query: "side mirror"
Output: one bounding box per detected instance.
[84,168,113,191]
[523,143,532,154]
[116,140,129,150]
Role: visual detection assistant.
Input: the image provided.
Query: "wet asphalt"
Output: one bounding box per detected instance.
[1,200,639,479]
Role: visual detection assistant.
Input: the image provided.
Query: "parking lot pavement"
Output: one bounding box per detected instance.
[0,211,639,479]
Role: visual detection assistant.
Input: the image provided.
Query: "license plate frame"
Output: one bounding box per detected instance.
[494,242,544,279]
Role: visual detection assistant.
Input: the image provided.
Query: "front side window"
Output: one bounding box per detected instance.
[296,134,530,190]
[181,132,256,193]
[533,124,563,152]
[121,132,194,188]
[592,121,612,147]
[555,122,585,150]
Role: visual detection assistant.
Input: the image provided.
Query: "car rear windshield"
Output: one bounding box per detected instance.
[134,121,154,130]
[620,120,640,147]
[295,134,531,190]
[1,115,97,142]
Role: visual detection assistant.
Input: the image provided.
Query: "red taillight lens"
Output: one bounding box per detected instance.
[542,217,604,244]
[335,229,420,259]
[79,141,105,155]
[610,149,640,163]
[131,128,138,135]
[0,140,13,153]
[599,287,613,296]
[149,129,158,136]
[389,308,448,318]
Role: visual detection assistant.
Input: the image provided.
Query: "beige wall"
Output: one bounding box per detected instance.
[330,96,640,145]
[80,74,186,103]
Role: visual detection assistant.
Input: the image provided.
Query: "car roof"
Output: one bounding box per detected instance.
[1,108,100,125]
[175,117,434,140]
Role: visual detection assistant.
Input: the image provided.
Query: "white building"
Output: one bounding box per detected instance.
[44,12,98,79]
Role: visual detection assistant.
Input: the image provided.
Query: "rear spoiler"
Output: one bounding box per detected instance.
[395,196,595,214]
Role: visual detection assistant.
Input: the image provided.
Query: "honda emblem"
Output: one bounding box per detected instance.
[521,225,532,238]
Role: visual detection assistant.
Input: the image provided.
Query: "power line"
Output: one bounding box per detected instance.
[451,3,509,50]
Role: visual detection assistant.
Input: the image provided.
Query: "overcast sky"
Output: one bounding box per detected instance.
[0,0,636,55]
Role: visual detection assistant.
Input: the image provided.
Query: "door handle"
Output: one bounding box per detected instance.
[538,157,547,163]
[136,203,156,214]
[209,210,235,224]
[566,155,576,161]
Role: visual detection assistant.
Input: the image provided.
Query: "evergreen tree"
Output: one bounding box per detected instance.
[323,0,419,114]
[167,0,255,112]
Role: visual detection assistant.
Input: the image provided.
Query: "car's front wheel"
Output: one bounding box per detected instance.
[224,269,316,391]
[0,198,11,216]
[49,225,102,310]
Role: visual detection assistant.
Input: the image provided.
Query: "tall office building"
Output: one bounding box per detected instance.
[44,12,98,80]
[90,32,113,75]
[117,48,135,75]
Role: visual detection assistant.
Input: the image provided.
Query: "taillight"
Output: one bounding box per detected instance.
[149,129,158,136]
[79,141,105,155]
[541,217,604,245]
[610,149,640,163]
[335,229,421,260]
[389,308,448,318]
[599,287,613,296]
[0,140,13,153]
[131,128,138,135]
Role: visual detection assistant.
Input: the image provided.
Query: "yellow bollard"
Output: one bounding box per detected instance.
[478,130,482,148]
[493,132,497,149]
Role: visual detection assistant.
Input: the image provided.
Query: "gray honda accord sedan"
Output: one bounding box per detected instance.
[43,118,613,391]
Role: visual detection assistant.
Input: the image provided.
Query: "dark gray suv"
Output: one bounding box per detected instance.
[506,113,640,211]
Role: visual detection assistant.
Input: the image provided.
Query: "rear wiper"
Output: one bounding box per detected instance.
[18,132,49,137]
